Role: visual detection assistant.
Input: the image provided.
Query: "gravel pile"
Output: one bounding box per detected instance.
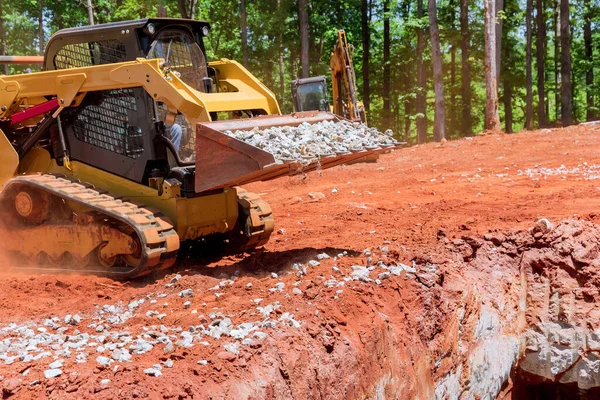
[0,245,415,381]
[224,120,397,162]
[517,163,600,181]
[0,292,302,374]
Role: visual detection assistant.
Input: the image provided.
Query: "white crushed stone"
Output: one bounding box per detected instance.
[223,120,397,163]
[179,289,194,298]
[44,369,62,379]
[144,367,162,377]
[351,265,371,281]
[517,163,600,181]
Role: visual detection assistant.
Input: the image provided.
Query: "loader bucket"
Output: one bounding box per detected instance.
[194,111,404,193]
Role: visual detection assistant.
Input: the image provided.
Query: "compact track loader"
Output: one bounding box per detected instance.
[0,18,400,279]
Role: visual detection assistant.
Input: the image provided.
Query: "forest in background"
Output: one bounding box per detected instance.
[0,0,598,143]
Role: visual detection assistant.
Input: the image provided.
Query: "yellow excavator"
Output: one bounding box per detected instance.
[291,30,366,124]
[0,19,397,279]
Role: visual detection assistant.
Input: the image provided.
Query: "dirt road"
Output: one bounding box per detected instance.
[1,124,599,399]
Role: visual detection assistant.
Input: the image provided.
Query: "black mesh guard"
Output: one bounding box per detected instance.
[53,40,127,69]
[70,89,145,159]
[147,30,208,92]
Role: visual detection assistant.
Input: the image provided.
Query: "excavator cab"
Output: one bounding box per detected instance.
[291,30,366,124]
[291,76,330,112]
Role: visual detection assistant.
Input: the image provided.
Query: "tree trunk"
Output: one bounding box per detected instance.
[503,80,513,133]
[361,0,371,113]
[501,19,512,133]
[298,0,310,78]
[86,0,94,25]
[56,0,64,30]
[554,0,559,122]
[560,0,573,126]
[536,0,545,127]
[460,0,472,136]
[449,0,457,138]
[404,97,411,141]
[560,0,571,125]
[189,0,197,19]
[450,45,456,137]
[177,0,190,18]
[416,0,427,143]
[240,0,248,68]
[429,0,446,142]
[279,53,285,110]
[0,1,7,75]
[584,0,594,121]
[383,0,391,129]
[495,0,503,83]
[38,0,44,55]
[484,0,500,131]
[291,57,298,86]
[278,0,285,111]
[571,34,576,120]
[525,0,533,129]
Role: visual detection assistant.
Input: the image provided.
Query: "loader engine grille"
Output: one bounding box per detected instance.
[69,89,144,158]
[53,40,126,69]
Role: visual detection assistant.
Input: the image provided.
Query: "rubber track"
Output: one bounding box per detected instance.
[229,187,274,252]
[1,174,180,279]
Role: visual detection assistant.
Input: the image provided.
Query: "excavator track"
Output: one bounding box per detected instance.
[223,187,274,253]
[0,174,179,279]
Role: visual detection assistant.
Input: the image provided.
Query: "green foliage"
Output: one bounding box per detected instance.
[1,0,598,140]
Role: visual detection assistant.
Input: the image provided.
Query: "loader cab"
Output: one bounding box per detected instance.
[44,18,211,73]
[291,76,330,113]
[42,19,213,187]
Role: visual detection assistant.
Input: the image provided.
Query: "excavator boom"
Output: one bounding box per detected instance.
[330,30,365,123]
[291,30,366,124]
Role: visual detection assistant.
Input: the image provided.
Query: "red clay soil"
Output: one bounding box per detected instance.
[1,123,600,399]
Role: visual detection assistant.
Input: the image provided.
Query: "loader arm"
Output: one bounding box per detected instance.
[0,58,208,124]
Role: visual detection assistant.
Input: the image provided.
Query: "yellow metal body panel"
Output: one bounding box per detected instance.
[0,129,19,189]
[18,149,238,241]
[0,56,278,243]
[1,58,281,127]
[0,59,208,124]
[202,59,281,115]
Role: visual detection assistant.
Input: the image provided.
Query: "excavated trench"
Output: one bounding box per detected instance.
[231,218,600,399]
[394,218,600,399]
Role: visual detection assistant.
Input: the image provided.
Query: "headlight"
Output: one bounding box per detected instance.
[202,26,210,37]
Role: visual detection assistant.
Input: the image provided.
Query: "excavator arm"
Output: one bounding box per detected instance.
[329,30,366,124]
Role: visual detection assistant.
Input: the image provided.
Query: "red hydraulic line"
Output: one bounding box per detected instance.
[11,99,59,125]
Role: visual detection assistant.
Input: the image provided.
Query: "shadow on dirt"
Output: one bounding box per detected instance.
[133,245,363,287]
